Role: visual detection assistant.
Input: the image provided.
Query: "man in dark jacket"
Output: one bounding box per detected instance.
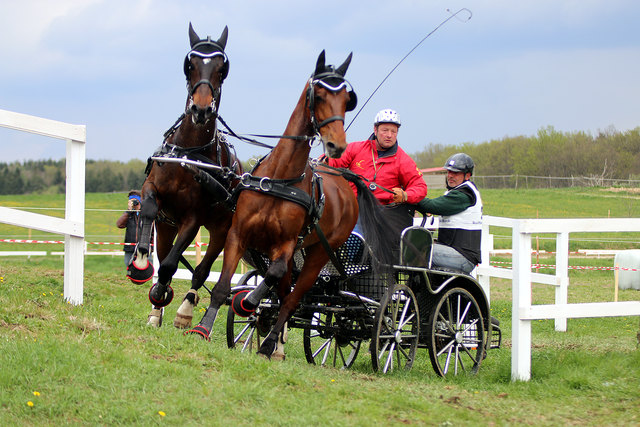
[417,153,482,274]
[116,190,141,266]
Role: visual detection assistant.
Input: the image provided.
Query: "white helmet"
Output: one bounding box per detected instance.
[374,109,401,127]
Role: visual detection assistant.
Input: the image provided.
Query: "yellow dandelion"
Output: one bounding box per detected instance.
[331,379,335,383]
[158,411,166,417]
[27,401,34,407]
[33,391,40,396]
[42,293,46,296]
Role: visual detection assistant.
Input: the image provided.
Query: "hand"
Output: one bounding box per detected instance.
[391,187,407,204]
[127,200,134,210]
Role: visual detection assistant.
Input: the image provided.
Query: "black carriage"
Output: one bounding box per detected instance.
[226,207,501,376]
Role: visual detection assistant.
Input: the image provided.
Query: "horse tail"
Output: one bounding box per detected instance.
[341,174,397,270]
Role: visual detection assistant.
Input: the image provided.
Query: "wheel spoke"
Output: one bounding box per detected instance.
[312,336,332,359]
[241,327,256,352]
[383,342,395,373]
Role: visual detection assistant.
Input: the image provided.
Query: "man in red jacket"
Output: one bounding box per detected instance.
[328,108,426,205]
[328,109,427,236]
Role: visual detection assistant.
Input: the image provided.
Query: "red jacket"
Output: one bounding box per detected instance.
[328,140,427,205]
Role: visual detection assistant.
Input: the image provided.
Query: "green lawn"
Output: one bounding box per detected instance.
[0,188,639,425]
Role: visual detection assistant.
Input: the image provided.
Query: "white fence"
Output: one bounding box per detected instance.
[477,216,640,381]
[0,109,85,305]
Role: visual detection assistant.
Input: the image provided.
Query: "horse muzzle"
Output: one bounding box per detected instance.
[324,140,346,159]
[187,98,218,125]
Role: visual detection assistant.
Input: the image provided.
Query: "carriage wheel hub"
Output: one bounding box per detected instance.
[455,331,464,343]
[395,330,402,343]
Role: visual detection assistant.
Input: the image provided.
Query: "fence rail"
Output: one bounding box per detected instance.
[477,215,640,381]
[473,174,640,189]
[0,109,85,305]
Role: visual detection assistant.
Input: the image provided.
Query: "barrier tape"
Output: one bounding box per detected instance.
[2,238,639,271]
[489,260,639,272]
[0,238,209,248]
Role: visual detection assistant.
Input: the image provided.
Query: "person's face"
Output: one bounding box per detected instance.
[373,123,399,150]
[446,170,471,188]
[128,198,140,210]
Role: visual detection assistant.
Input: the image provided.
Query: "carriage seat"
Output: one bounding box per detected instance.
[399,226,433,268]
[318,232,371,278]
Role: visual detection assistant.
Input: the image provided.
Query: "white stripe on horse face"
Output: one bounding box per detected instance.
[203,58,211,65]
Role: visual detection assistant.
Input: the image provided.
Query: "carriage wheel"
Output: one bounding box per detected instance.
[302,310,361,369]
[371,283,420,374]
[226,269,263,352]
[426,287,485,377]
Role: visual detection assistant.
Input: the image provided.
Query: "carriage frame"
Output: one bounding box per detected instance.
[225,210,501,376]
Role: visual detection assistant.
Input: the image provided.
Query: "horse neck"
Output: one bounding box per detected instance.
[262,92,312,179]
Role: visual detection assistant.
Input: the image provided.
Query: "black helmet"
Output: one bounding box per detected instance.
[444,153,474,174]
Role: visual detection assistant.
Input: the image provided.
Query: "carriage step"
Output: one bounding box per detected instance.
[490,321,502,349]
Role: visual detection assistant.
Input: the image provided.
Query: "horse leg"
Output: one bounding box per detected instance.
[186,232,245,340]
[127,191,158,284]
[148,221,199,309]
[258,245,328,359]
[173,232,225,329]
[251,244,298,359]
[269,260,293,361]
[145,222,177,327]
[231,251,292,317]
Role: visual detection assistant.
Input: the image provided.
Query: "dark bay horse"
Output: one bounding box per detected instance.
[128,23,241,328]
[188,51,390,359]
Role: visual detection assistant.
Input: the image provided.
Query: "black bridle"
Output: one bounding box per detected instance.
[306,71,357,133]
[183,38,229,114]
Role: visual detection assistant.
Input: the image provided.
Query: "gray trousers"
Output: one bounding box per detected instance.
[431,243,475,274]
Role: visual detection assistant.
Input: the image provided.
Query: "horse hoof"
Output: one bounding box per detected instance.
[173,312,193,329]
[185,325,211,341]
[148,284,174,307]
[231,290,256,317]
[127,259,154,284]
[147,307,164,327]
[271,348,286,362]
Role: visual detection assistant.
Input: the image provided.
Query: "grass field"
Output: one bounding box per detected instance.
[0,188,639,425]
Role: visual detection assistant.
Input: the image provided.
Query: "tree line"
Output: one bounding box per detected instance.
[413,126,640,186]
[0,159,148,195]
[1,125,639,194]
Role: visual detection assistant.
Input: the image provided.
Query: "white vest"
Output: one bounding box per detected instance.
[439,181,483,230]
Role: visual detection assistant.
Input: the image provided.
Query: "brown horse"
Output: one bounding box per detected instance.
[128,23,241,328]
[187,51,390,359]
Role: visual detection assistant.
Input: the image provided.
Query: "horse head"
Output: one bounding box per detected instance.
[183,23,230,125]
[307,50,357,159]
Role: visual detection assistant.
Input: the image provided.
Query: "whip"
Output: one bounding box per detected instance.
[346,8,472,131]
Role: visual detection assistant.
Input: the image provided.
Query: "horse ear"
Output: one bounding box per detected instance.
[314,50,326,76]
[336,52,353,76]
[189,22,200,48]
[217,26,229,51]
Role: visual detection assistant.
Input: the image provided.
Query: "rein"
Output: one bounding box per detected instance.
[313,161,396,194]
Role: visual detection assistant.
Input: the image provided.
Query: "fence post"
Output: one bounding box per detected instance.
[478,221,493,304]
[63,138,85,305]
[512,220,532,381]
[554,232,569,331]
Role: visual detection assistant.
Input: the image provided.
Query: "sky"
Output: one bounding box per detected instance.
[1,0,639,164]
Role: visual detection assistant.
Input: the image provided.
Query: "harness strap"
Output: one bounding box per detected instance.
[233,173,309,210]
[313,222,347,279]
